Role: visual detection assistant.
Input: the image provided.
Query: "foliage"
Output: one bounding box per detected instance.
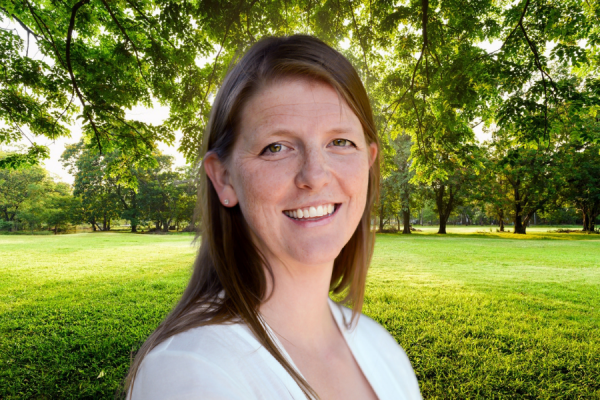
[558,144,600,232]
[0,161,46,225]
[60,139,196,232]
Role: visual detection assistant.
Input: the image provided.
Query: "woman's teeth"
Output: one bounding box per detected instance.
[284,204,335,219]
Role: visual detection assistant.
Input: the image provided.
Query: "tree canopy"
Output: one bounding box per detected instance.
[2,0,599,233]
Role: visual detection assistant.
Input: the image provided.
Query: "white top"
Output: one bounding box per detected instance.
[130,299,422,400]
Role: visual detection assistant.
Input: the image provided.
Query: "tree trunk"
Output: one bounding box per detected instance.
[498,209,505,232]
[438,216,447,234]
[513,186,526,234]
[131,192,139,233]
[582,206,598,233]
[514,214,526,234]
[434,182,455,234]
[379,203,384,232]
[521,213,535,233]
[402,209,411,234]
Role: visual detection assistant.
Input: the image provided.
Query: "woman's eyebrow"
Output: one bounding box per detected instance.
[327,127,357,135]
[257,128,297,139]
[257,127,357,139]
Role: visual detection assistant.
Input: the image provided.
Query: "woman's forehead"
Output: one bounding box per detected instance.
[240,78,360,134]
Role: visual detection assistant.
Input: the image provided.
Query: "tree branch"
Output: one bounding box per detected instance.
[199,17,236,118]
[66,0,103,153]
[411,96,430,163]
[348,0,371,79]
[99,0,152,89]
[22,0,67,69]
[1,8,40,40]
[499,0,530,54]
[381,42,426,139]
[122,0,176,49]
[517,11,558,143]
[382,0,430,139]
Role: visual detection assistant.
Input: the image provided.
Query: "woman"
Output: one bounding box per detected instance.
[126,35,421,400]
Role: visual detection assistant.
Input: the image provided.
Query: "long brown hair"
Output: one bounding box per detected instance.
[125,35,380,399]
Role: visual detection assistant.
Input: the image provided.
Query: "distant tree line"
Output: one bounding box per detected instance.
[0,144,197,234]
[378,139,600,234]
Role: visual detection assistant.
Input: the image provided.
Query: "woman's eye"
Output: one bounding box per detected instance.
[261,143,287,155]
[331,139,353,147]
[268,144,282,153]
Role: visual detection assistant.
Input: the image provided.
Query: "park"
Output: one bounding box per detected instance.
[1,0,600,398]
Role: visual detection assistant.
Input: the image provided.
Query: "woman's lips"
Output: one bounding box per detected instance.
[283,203,339,221]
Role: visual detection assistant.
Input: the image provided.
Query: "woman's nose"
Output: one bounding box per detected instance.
[294,147,331,191]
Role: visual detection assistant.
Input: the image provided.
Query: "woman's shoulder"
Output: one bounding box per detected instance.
[129,323,264,400]
[149,322,257,359]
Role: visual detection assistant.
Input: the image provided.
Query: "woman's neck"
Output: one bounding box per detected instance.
[258,257,339,351]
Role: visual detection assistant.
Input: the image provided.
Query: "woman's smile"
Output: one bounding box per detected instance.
[283,203,336,220]
[283,203,341,226]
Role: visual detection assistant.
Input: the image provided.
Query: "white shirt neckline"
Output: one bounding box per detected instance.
[253,299,384,400]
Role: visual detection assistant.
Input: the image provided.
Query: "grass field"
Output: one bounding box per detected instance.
[1,229,599,399]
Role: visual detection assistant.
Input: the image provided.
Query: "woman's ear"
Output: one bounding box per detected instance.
[368,142,378,168]
[203,151,239,207]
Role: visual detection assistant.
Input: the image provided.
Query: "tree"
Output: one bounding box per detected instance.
[0,159,46,230]
[560,144,600,232]
[171,166,198,231]
[43,182,80,234]
[61,140,122,231]
[137,154,182,232]
[390,133,414,234]
[493,140,559,234]
[379,169,402,231]
[480,145,514,231]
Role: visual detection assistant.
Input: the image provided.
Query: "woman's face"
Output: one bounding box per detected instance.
[212,78,377,267]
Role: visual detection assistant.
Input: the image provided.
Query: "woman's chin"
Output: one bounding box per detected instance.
[281,240,346,267]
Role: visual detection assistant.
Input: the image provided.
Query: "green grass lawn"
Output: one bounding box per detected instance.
[1,229,599,399]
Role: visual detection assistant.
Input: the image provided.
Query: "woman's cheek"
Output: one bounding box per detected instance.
[334,153,369,185]
[237,160,291,207]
